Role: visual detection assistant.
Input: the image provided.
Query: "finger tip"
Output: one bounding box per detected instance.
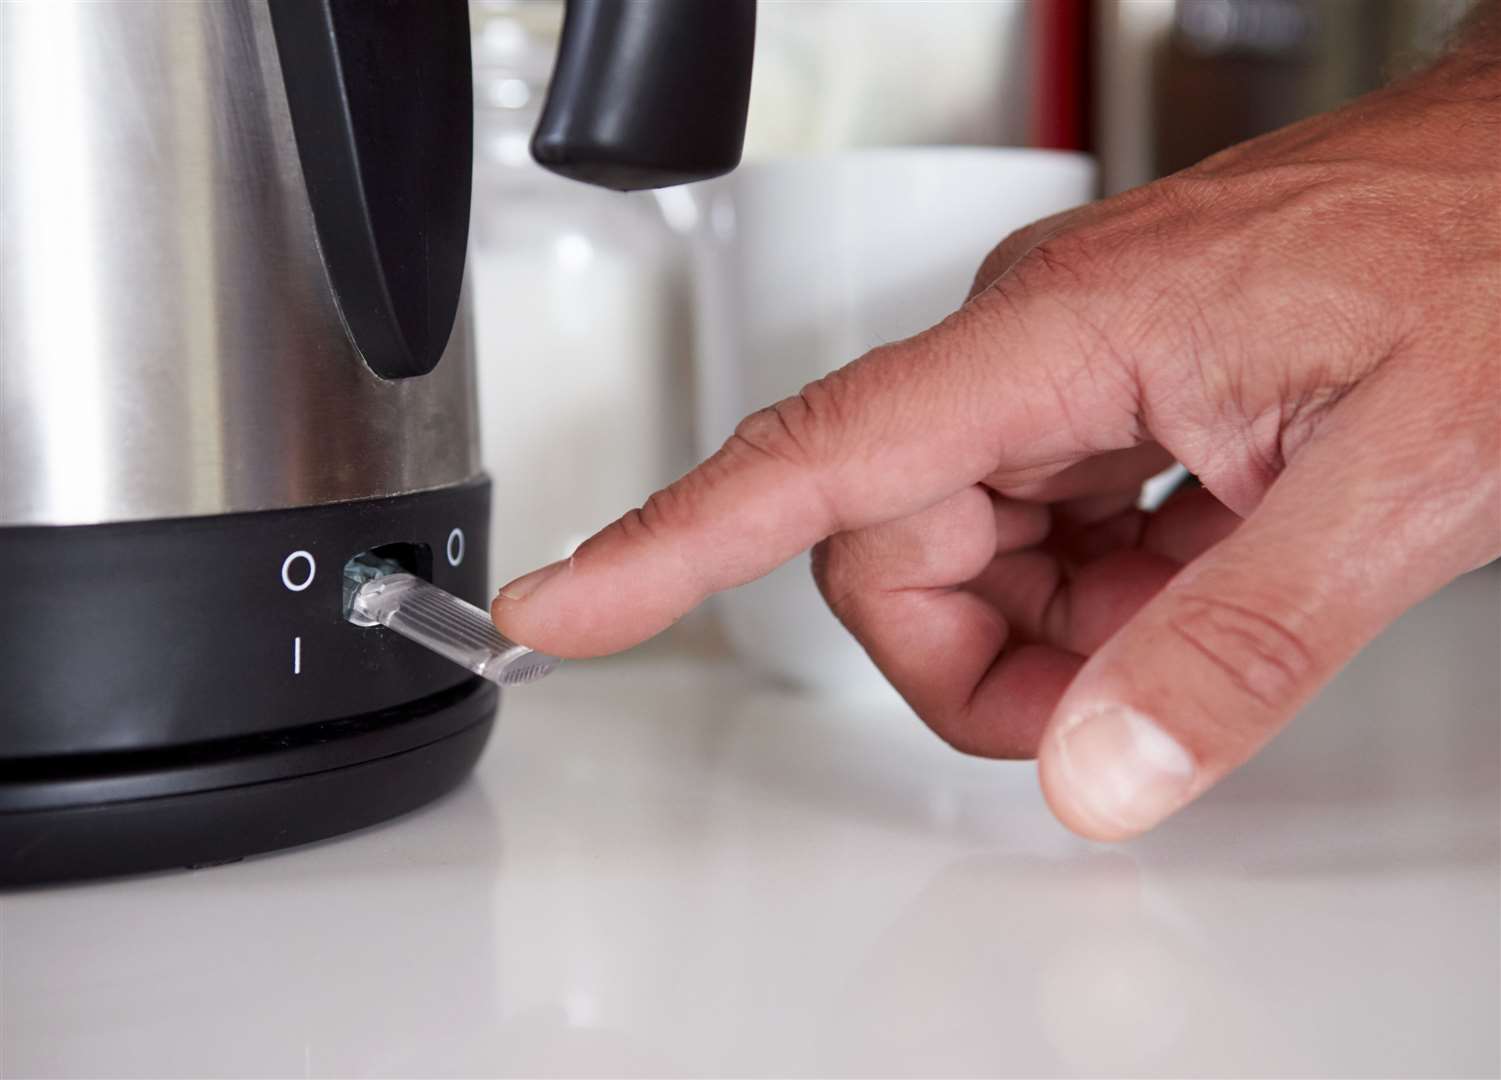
[490,595,594,659]
[1037,701,1197,843]
[489,594,547,652]
[490,581,674,660]
[1038,753,1145,843]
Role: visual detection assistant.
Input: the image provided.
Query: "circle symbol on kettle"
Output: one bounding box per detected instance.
[281,550,316,592]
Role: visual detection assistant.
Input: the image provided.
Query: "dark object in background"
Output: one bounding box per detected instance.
[1153,0,1471,176]
[1031,0,1094,152]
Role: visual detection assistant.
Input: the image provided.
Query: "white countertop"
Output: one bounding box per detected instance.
[4,567,1498,1078]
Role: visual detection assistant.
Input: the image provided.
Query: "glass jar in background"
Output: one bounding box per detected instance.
[468,1,694,588]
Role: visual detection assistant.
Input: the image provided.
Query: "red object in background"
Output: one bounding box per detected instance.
[1031,0,1093,151]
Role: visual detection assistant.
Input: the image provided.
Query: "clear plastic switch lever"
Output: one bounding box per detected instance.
[345,567,559,687]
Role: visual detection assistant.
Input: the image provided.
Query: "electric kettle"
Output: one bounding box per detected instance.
[0,0,754,884]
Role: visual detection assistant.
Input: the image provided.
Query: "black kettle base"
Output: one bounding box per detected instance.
[0,679,497,887]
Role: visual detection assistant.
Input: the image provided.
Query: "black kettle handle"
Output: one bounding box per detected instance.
[532,0,757,192]
[269,0,472,380]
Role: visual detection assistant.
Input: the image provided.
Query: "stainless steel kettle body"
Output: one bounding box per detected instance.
[0,2,481,529]
[0,0,756,885]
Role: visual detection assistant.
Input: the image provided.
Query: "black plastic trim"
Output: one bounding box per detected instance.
[0,481,491,758]
[0,681,496,886]
[0,678,486,812]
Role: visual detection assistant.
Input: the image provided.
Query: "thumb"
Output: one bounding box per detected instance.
[1037,390,1486,841]
[493,290,1138,658]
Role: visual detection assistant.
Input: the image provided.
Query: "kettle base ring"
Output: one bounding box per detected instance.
[0,678,497,887]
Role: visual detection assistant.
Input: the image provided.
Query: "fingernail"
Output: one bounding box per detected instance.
[1052,704,1196,837]
[497,559,567,602]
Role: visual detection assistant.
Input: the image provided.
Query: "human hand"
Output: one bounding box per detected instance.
[493,25,1501,840]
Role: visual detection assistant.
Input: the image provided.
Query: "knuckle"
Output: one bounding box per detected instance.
[927,699,1034,760]
[1009,231,1095,295]
[928,719,992,759]
[1166,593,1317,713]
[731,376,845,471]
[615,493,678,545]
[971,223,1047,295]
[638,484,684,527]
[1145,170,1227,217]
[727,377,851,536]
[619,471,712,543]
[971,204,1099,298]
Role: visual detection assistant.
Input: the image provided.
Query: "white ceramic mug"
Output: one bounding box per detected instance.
[688,148,1098,697]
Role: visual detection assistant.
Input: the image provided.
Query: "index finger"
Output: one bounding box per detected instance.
[492,287,1138,657]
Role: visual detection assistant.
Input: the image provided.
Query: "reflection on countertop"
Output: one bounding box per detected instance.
[3,566,1498,1078]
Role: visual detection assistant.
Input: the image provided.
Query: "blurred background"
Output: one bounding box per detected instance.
[466,0,1478,685]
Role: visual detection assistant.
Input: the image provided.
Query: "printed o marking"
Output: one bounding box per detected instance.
[446,528,465,567]
[281,550,316,592]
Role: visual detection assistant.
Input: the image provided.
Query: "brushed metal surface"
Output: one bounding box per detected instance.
[1,0,482,527]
